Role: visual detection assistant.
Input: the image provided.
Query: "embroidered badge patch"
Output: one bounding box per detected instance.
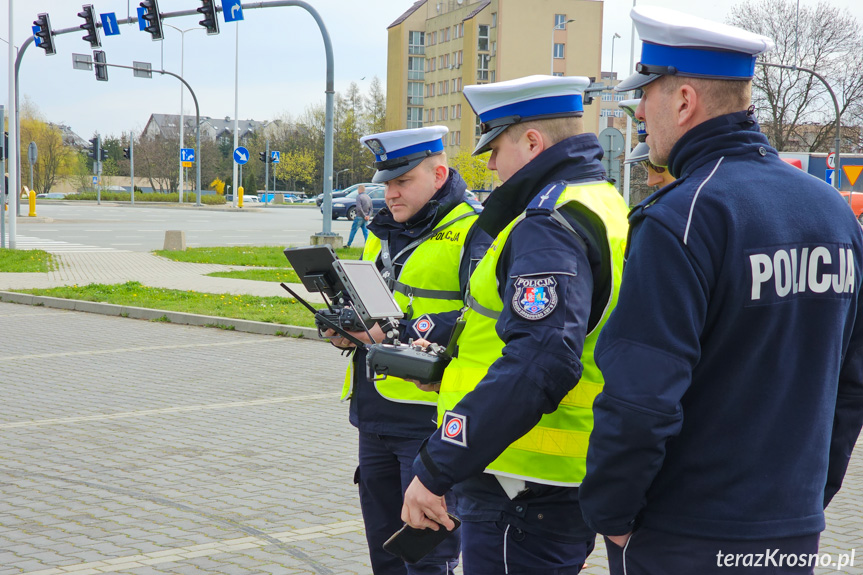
[412,314,436,339]
[441,411,468,448]
[512,276,559,320]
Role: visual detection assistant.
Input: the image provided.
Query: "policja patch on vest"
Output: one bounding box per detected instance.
[441,411,468,448]
[512,275,559,320]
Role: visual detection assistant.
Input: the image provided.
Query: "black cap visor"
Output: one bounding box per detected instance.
[371,150,442,183]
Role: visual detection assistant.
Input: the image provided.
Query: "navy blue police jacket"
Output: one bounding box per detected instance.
[580,110,863,540]
[348,169,490,438]
[412,134,610,542]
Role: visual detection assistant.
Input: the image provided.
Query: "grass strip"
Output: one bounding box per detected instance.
[0,249,56,272]
[155,245,364,267]
[20,281,317,328]
[207,269,301,283]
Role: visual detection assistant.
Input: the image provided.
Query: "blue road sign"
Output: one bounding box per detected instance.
[136,7,147,31]
[92,176,98,184]
[827,169,838,187]
[221,0,244,22]
[233,146,250,165]
[181,148,196,163]
[100,13,120,36]
[271,151,280,164]
[32,26,43,47]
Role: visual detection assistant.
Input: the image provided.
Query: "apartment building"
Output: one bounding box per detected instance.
[386,0,603,152]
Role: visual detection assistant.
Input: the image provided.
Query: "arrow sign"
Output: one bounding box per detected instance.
[233,146,249,165]
[827,169,836,187]
[100,13,120,36]
[136,7,147,31]
[271,151,280,164]
[843,165,863,187]
[181,148,195,163]
[222,0,244,22]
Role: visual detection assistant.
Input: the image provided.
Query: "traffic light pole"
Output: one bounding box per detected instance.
[265,140,270,205]
[94,61,203,206]
[130,134,135,206]
[1,105,6,249]
[14,1,334,220]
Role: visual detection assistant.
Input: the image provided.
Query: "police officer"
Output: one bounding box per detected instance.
[579,7,863,574]
[328,125,489,575]
[401,76,629,574]
[619,99,675,189]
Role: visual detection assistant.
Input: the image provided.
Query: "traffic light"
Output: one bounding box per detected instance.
[259,152,267,163]
[100,149,108,162]
[77,4,101,48]
[139,0,164,41]
[88,137,99,161]
[123,147,131,160]
[197,0,220,36]
[33,13,57,56]
[93,50,108,82]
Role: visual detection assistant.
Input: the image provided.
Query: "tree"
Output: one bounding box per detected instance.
[728,0,863,152]
[275,149,316,192]
[18,112,78,194]
[449,149,497,191]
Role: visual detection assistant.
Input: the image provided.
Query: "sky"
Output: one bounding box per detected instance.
[2,0,863,140]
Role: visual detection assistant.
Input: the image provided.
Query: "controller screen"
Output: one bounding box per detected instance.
[337,261,404,320]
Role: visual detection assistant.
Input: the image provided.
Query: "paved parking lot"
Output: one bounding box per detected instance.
[1,302,861,574]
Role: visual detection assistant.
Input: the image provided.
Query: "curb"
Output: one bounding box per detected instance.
[0,291,322,340]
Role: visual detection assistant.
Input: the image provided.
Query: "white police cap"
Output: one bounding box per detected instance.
[463,75,590,155]
[360,126,448,183]
[618,98,650,164]
[617,6,775,92]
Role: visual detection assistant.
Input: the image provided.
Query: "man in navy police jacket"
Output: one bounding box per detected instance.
[579,6,863,575]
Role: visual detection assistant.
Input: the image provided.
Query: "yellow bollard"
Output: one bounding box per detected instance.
[28,189,37,217]
[238,186,244,208]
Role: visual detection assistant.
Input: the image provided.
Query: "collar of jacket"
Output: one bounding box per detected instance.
[369,168,469,238]
[475,133,608,238]
[667,109,768,180]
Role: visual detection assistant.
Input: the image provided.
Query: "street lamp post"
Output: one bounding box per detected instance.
[550,19,576,75]
[611,32,621,79]
[163,24,204,204]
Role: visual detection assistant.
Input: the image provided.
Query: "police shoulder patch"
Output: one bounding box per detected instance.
[412,314,436,339]
[512,275,559,320]
[441,411,468,448]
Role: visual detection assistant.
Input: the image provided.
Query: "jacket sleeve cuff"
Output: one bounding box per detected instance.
[412,442,452,496]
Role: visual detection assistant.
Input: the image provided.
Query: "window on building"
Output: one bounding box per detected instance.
[408,31,425,55]
[491,12,497,28]
[491,70,496,83]
[477,53,490,81]
[458,50,463,66]
[614,93,626,102]
[553,43,565,59]
[445,27,450,42]
[457,77,463,91]
[443,107,448,121]
[408,56,424,80]
[554,14,567,29]
[445,53,449,68]
[457,104,462,118]
[492,41,497,55]
[478,25,489,51]
[601,93,612,101]
[428,83,435,97]
[552,72,564,77]
[430,31,436,45]
[407,107,423,129]
[430,58,436,72]
[452,78,457,92]
[442,132,448,146]
[408,81,424,106]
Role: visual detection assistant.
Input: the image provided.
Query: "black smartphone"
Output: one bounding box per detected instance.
[382,514,462,564]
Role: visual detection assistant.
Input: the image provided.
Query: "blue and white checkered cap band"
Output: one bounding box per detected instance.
[636,120,647,137]
[373,138,444,163]
[478,94,584,125]
[641,42,757,79]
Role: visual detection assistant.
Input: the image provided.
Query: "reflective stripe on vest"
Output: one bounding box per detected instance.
[437,181,628,485]
[341,202,479,404]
